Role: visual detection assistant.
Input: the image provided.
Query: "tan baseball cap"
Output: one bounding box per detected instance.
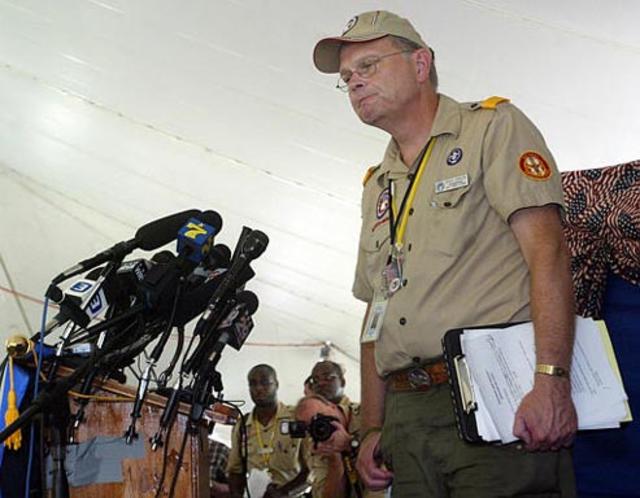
[313,10,427,73]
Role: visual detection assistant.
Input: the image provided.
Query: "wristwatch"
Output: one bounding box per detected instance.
[535,363,569,378]
[349,437,360,455]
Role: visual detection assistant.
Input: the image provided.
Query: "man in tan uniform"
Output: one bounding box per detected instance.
[227,364,309,497]
[296,394,383,498]
[313,10,577,498]
[302,361,385,497]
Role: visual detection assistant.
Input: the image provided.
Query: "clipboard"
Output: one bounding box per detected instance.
[441,322,525,444]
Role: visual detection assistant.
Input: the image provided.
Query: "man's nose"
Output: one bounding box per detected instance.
[348,73,366,93]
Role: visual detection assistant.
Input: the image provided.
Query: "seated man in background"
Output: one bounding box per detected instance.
[227,364,309,498]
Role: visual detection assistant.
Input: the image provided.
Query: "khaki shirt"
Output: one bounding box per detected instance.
[227,402,304,487]
[353,94,565,376]
[306,396,385,498]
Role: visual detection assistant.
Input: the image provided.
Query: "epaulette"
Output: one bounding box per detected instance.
[362,165,380,186]
[469,96,510,111]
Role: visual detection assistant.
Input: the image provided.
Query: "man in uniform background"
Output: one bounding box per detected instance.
[313,10,577,498]
[303,361,384,497]
[227,364,309,497]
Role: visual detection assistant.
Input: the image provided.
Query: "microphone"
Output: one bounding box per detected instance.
[138,211,224,312]
[52,209,202,284]
[187,291,259,423]
[192,230,268,337]
[217,290,258,351]
[187,244,232,287]
[183,290,258,375]
[176,210,223,265]
[124,211,224,443]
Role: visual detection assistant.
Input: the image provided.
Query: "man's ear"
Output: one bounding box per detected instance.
[414,48,432,84]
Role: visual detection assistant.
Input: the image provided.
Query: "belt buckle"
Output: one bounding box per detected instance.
[407,367,432,388]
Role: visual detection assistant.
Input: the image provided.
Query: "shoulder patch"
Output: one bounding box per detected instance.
[362,165,380,186]
[469,96,511,111]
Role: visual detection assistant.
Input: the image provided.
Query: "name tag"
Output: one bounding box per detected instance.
[435,174,469,193]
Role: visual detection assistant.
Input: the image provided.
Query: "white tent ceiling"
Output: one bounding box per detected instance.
[1,0,639,437]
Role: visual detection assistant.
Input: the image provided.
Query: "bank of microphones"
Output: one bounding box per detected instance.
[5,208,268,449]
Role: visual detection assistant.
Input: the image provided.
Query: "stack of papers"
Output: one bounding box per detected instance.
[460,317,630,443]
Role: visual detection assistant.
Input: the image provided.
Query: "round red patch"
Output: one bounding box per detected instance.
[519,151,552,180]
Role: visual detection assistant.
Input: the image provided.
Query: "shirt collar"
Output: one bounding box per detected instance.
[247,401,286,427]
[376,94,462,183]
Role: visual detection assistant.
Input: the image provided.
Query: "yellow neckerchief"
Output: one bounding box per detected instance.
[253,410,277,467]
[390,137,437,251]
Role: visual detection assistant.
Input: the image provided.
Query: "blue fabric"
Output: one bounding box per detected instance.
[0,363,38,498]
[573,273,640,497]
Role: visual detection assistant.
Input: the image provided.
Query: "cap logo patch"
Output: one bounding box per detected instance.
[376,187,390,219]
[446,147,463,166]
[518,151,552,180]
[342,16,358,35]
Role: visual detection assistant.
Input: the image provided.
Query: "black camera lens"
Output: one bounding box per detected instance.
[309,414,338,442]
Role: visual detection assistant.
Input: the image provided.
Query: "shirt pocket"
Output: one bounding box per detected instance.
[426,183,473,256]
[358,231,391,294]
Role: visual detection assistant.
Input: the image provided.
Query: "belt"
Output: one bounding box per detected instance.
[386,360,449,392]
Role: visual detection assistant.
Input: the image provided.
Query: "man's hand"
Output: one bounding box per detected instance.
[513,375,577,451]
[355,431,393,491]
[314,421,351,455]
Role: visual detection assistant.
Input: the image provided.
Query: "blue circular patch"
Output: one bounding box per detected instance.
[447,147,463,166]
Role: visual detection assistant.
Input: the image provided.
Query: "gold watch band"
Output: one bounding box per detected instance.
[535,363,569,378]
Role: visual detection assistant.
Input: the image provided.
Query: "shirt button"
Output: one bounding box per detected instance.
[399,317,407,325]
[402,278,408,286]
[409,208,414,215]
[407,243,412,251]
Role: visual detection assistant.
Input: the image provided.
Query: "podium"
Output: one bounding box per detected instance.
[62,376,210,498]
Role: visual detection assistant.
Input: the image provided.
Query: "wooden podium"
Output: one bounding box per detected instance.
[62,377,210,498]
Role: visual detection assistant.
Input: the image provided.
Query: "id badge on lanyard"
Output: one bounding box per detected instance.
[361,138,437,344]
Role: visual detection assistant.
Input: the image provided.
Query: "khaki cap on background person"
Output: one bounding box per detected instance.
[313,10,428,73]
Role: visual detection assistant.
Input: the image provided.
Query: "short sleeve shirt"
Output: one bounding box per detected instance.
[306,397,385,498]
[353,94,565,376]
[226,402,304,487]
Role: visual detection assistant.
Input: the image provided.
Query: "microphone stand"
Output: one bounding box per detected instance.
[125,279,185,444]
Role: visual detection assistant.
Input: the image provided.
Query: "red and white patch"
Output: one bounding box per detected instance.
[376,188,390,219]
[519,151,552,181]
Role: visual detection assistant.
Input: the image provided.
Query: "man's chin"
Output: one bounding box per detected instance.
[357,108,381,126]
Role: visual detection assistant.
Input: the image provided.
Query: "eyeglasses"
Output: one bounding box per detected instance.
[311,374,340,384]
[336,50,412,92]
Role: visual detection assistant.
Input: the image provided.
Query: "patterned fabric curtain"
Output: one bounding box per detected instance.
[561,160,640,318]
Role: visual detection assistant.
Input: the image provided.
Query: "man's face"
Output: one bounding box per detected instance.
[311,362,344,403]
[248,368,278,407]
[339,37,419,128]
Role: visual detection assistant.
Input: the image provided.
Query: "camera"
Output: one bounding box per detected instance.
[280,414,338,443]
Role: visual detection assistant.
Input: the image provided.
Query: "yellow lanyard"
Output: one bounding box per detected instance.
[390,137,437,251]
[253,413,276,467]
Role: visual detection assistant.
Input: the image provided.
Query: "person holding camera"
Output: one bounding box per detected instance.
[295,394,364,498]
[227,364,309,498]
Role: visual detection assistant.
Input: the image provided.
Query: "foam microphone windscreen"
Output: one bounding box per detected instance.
[134,209,202,250]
